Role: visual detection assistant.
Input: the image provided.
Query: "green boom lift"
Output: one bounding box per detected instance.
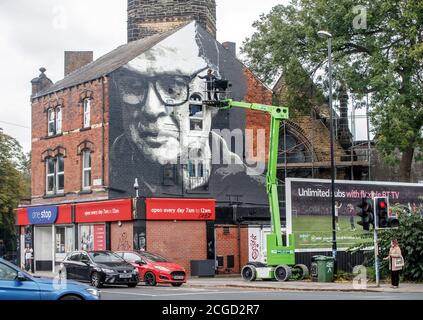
[204,99,309,281]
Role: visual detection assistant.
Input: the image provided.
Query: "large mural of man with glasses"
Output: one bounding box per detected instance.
[109,22,268,209]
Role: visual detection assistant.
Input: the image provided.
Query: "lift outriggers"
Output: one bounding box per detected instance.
[204,99,309,281]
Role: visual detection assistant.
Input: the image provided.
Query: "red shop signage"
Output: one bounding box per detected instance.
[146,198,216,221]
[93,225,106,251]
[16,205,72,226]
[76,199,133,223]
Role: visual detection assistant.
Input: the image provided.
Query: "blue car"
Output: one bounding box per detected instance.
[0,258,101,300]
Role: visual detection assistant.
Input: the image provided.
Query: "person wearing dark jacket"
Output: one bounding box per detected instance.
[198,69,218,100]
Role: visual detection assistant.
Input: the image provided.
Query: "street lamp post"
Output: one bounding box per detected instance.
[318,30,337,273]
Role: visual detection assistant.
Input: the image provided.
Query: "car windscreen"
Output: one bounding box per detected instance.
[140,252,168,263]
[89,252,124,263]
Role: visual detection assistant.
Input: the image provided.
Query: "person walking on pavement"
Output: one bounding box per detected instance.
[383,239,404,288]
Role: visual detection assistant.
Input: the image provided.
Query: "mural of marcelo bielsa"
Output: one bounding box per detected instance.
[109,23,268,208]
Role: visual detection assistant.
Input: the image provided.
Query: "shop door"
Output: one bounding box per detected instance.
[34,226,53,271]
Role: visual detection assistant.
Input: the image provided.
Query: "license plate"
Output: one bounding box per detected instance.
[119,274,132,279]
[173,276,184,280]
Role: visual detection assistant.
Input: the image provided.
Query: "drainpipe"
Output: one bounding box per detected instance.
[101,77,106,189]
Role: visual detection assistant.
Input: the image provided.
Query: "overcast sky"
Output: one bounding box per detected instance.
[0,0,290,152]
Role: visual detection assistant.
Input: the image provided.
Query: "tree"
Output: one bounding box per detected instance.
[0,130,30,252]
[242,0,423,181]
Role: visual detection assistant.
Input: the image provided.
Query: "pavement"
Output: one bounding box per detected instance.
[32,271,423,294]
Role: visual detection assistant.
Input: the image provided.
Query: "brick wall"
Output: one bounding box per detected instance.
[127,0,216,41]
[111,221,134,251]
[215,225,249,274]
[243,67,273,163]
[146,221,207,276]
[64,51,93,77]
[31,78,109,205]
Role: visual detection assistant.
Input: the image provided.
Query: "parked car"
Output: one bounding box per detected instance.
[60,250,139,288]
[0,258,100,300]
[1,253,18,266]
[116,251,186,287]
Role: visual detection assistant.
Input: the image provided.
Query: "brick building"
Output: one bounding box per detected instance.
[16,0,276,275]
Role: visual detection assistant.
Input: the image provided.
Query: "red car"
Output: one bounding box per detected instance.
[116,251,186,287]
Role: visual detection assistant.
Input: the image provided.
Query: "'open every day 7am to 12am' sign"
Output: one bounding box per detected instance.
[146,198,216,221]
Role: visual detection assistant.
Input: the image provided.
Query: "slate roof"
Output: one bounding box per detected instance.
[33,22,190,99]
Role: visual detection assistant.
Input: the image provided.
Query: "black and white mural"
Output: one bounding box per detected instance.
[109,22,268,213]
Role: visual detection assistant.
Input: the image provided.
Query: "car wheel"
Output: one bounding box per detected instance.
[171,283,183,287]
[91,272,103,288]
[60,295,83,301]
[127,283,138,288]
[144,272,157,286]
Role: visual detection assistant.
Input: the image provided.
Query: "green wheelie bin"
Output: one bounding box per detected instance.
[311,255,334,282]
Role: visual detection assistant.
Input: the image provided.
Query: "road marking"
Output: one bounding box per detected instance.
[101,289,275,298]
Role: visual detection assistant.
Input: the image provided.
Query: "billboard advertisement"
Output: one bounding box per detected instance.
[286,178,423,251]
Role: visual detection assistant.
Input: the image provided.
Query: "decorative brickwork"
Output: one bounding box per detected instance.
[127,0,217,42]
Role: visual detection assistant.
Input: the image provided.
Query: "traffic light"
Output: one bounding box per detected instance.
[374,197,399,229]
[357,197,374,231]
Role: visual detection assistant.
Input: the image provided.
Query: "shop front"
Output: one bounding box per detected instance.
[16,205,73,272]
[75,199,133,251]
[16,198,134,272]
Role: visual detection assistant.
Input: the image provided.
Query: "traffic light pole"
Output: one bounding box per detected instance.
[373,220,380,287]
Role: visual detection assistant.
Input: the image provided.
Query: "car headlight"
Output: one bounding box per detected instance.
[86,288,100,297]
[155,266,170,272]
[101,268,116,274]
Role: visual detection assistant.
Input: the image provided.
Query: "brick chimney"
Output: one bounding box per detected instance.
[31,67,53,97]
[64,51,93,76]
[222,42,236,56]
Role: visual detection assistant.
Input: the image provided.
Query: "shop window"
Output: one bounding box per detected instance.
[82,150,92,190]
[83,99,91,128]
[55,226,74,262]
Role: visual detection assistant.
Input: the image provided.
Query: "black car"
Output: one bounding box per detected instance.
[60,251,139,288]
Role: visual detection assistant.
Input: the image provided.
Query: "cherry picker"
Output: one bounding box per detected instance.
[203,98,309,281]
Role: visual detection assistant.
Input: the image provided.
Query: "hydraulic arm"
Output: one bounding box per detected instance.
[204,98,308,281]
[209,99,288,247]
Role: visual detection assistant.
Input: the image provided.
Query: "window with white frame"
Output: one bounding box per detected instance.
[83,99,91,128]
[48,108,56,136]
[56,156,64,193]
[56,107,62,134]
[82,150,91,190]
[45,156,65,194]
[46,158,55,194]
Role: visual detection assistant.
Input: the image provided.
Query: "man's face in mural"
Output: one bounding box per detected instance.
[118,45,210,165]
